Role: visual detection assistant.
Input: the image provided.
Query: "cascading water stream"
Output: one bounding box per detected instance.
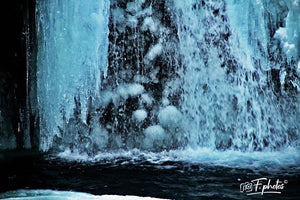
[174,0,299,151]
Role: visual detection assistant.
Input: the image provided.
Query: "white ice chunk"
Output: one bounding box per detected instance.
[99,90,113,106]
[284,42,296,56]
[142,17,158,32]
[280,70,287,86]
[143,125,165,148]
[107,83,145,105]
[127,83,145,96]
[141,93,153,105]
[136,6,153,18]
[274,0,300,60]
[126,2,138,13]
[117,83,144,98]
[134,74,150,83]
[144,125,165,136]
[162,98,170,106]
[275,28,297,58]
[158,106,182,128]
[146,43,163,61]
[127,15,138,28]
[274,27,287,41]
[133,109,147,122]
[126,0,145,14]
[117,85,129,99]
[111,7,125,24]
[149,67,159,83]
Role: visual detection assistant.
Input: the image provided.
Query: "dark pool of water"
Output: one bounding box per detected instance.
[0,150,299,200]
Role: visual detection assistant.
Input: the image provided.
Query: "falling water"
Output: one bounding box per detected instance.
[175,0,299,151]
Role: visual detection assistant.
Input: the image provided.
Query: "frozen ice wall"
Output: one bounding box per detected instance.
[274,0,300,63]
[36,0,110,151]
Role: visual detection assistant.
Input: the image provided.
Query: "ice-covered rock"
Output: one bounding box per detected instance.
[133,109,147,122]
[162,98,170,106]
[127,83,145,96]
[274,0,300,61]
[111,7,125,24]
[117,85,129,99]
[143,125,165,149]
[141,93,153,105]
[134,74,150,83]
[149,67,160,83]
[142,17,158,32]
[146,43,163,61]
[136,6,153,18]
[126,0,145,14]
[127,15,139,28]
[158,106,182,128]
[99,90,114,107]
[144,125,165,137]
[116,83,145,100]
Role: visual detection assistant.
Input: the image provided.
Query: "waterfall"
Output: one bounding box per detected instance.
[174,0,299,151]
[34,0,299,155]
[2,2,300,199]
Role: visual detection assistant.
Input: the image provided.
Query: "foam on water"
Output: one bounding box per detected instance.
[56,147,300,172]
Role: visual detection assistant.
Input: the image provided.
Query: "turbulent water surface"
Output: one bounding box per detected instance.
[0,151,300,200]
